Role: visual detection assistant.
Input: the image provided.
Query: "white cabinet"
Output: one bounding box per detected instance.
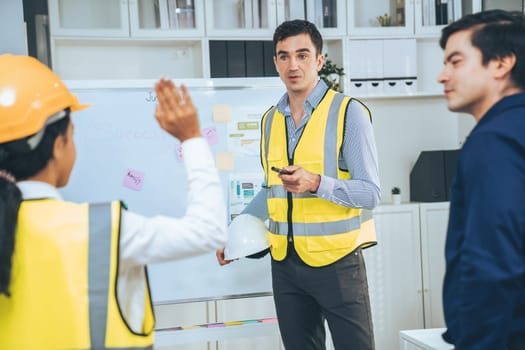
[204,0,346,38]
[154,297,281,350]
[419,202,449,329]
[482,0,524,11]
[400,328,453,350]
[48,0,348,81]
[345,1,486,97]
[48,0,206,80]
[48,0,130,37]
[347,0,481,37]
[366,202,451,349]
[365,204,425,350]
[45,0,496,83]
[49,0,205,37]
[129,0,205,38]
[347,0,415,37]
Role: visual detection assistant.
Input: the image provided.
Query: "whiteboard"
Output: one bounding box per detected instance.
[61,83,283,304]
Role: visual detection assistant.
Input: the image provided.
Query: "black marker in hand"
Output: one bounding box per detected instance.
[271,166,293,175]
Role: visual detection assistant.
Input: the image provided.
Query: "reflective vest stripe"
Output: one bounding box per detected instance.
[89,203,112,350]
[268,216,362,236]
[324,92,345,178]
[262,107,277,169]
[267,185,317,199]
[88,203,153,350]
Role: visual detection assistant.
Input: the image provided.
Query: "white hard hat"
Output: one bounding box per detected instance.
[224,214,270,260]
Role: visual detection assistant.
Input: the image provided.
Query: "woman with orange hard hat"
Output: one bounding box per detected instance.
[0,54,226,350]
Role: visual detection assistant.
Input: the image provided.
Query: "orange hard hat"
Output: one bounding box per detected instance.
[0,54,89,144]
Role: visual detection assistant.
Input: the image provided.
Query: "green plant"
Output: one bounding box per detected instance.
[318,53,345,93]
[391,187,401,195]
[377,13,391,26]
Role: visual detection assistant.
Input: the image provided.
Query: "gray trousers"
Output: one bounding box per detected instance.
[271,245,375,350]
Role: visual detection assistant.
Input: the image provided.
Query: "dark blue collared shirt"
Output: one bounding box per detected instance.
[443,92,525,349]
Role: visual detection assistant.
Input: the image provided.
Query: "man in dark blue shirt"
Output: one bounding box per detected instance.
[437,9,525,350]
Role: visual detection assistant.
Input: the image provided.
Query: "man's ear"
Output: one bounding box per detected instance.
[493,53,517,80]
[317,53,325,72]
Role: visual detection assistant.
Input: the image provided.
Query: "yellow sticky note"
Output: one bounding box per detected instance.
[181,325,201,330]
[213,104,232,122]
[216,152,234,171]
[225,321,244,326]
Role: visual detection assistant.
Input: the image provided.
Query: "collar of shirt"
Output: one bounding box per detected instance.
[17,181,63,201]
[476,92,525,129]
[276,79,329,127]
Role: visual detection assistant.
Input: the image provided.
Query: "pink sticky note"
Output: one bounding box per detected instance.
[175,144,184,161]
[202,126,219,146]
[123,169,145,191]
[260,318,278,323]
[207,323,225,328]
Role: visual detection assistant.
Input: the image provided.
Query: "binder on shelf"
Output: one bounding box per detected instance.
[209,40,228,78]
[395,0,405,26]
[314,0,324,28]
[365,40,384,96]
[245,41,264,77]
[452,0,462,22]
[167,0,195,29]
[238,0,262,28]
[423,0,436,26]
[210,40,271,78]
[348,40,368,96]
[410,149,460,202]
[167,0,179,29]
[322,0,337,28]
[288,1,305,23]
[242,0,253,28]
[305,0,316,26]
[153,0,162,28]
[447,0,454,24]
[435,0,448,25]
[383,39,417,94]
[252,0,260,28]
[227,41,246,78]
[263,41,278,77]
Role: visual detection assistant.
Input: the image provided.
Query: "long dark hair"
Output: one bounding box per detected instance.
[0,114,70,297]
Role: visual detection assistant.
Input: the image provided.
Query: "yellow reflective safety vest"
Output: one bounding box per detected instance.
[261,89,377,267]
[0,199,154,350]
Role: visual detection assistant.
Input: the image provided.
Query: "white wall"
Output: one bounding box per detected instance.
[364,96,464,203]
[0,0,27,55]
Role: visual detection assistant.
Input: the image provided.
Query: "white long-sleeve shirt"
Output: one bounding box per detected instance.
[17,137,227,332]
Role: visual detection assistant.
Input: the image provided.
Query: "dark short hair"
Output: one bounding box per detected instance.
[273,19,323,56]
[440,9,525,90]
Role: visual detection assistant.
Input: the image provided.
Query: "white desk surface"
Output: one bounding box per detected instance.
[155,320,279,346]
[400,328,454,350]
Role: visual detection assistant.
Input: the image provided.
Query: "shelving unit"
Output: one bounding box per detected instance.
[48,0,492,98]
